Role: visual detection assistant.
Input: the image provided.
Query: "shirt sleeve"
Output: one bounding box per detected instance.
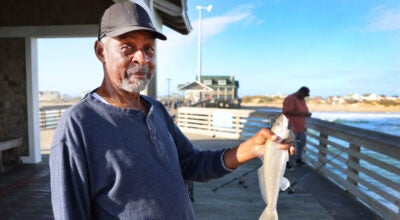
[170,122,232,182]
[220,149,235,172]
[50,131,91,219]
[149,98,232,182]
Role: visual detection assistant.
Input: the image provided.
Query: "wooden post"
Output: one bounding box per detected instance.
[208,112,212,132]
[319,133,328,173]
[347,143,360,187]
[235,115,241,138]
[40,109,46,129]
[184,112,188,128]
[58,109,62,121]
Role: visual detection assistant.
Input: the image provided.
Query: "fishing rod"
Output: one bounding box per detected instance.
[212,165,261,192]
[213,99,392,193]
[287,146,349,194]
[212,97,323,193]
[212,145,349,193]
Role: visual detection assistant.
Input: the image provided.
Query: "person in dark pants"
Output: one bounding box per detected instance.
[283,86,312,170]
[49,2,295,219]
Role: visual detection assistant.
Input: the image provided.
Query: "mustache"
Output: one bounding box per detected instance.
[127,65,150,76]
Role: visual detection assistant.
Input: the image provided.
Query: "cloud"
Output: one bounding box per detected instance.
[365,4,400,32]
[158,4,255,50]
[199,10,251,37]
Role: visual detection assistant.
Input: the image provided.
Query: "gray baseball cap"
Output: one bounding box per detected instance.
[98,1,167,40]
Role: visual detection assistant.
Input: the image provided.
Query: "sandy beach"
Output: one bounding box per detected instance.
[241,101,400,113]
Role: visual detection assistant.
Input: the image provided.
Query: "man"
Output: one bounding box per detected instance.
[283,86,312,169]
[49,2,294,219]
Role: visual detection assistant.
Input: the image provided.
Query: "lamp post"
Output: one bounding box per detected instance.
[166,78,171,100]
[196,4,212,82]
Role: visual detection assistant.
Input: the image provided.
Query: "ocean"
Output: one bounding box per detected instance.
[312,112,400,137]
[305,111,400,214]
[244,106,400,137]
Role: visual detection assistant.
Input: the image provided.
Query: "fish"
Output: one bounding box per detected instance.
[258,114,293,220]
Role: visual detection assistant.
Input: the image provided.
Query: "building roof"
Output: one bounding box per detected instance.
[200,75,239,88]
[178,75,239,91]
[178,81,213,91]
[153,0,192,35]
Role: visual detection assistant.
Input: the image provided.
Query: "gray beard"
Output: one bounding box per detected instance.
[119,78,149,93]
[118,65,153,93]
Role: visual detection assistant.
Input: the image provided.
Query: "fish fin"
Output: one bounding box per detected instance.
[257,165,268,203]
[279,176,290,191]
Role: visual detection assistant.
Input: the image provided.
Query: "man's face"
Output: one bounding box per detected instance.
[99,31,156,93]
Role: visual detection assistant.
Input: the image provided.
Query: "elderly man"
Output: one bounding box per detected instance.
[49,1,294,219]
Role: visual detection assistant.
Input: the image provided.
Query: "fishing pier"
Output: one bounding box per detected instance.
[177,107,399,220]
[0,106,398,219]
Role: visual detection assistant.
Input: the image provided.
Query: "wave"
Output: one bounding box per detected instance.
[248,108,400,137]
[313,112,400,137]
[313,112,400,121]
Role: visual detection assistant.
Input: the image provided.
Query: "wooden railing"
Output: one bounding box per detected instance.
[175,107,280,139]
[305,118,400,220]
[176,107,400,220]
[39,105,71,129]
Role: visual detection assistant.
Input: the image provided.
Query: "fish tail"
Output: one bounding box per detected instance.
[259,208,278,220]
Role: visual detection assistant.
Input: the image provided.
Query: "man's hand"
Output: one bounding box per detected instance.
[223,128,295,170]
[252,128,295,158]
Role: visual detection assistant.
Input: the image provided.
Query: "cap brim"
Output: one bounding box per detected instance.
[103,26,167,40]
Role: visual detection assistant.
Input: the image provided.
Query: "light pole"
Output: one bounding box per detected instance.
[196,4,212,82]
[166,78,171,100]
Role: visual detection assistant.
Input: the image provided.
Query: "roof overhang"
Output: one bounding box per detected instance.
[112,0,191,35]
[153,0,192,35]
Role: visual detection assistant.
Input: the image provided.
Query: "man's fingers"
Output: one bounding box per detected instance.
[290,146,296,155]
[254,128,276,145]
[257,128,295,154]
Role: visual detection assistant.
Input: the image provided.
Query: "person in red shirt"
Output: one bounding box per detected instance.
[283,87,312,170]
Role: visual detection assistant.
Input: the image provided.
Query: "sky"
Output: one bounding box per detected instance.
[38,0,400,98]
